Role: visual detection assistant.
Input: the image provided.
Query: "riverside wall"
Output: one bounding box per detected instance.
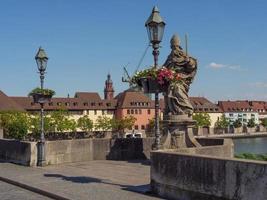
[151,150,267,200]
[0,138,155,166]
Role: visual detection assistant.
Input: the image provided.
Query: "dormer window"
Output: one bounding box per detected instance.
[84,102,88,106]
[73,102,78,106]
[91,102,95,106]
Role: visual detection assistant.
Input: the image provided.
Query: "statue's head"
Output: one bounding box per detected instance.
[170,34,180,50]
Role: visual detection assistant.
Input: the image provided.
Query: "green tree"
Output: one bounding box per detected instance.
[95,116,113,131]
[233,119,242,128]
[215,115,229,128]
[247,118,256,128]
[0,111,30,140]
[77,115,93,132]
[192,113,211,127]
[112,116,136,133]
[50,109,69,132]
[261,118,267,127]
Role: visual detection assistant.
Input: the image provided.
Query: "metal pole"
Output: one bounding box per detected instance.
[152,43,160,150]
[38,71,46,166]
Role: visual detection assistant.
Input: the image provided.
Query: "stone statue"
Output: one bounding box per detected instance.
[163,34,197,116]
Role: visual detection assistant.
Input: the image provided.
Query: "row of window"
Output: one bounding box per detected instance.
[133,125,147,130]
[31,102,112,107]
[127,109,151,115]
[194,108,219,112]
[130,102,150,106]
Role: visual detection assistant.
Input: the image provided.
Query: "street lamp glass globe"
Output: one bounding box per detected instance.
[35,47,48,72]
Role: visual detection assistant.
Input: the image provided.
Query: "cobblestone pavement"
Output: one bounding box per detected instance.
[0,181,51,200]
[0,160,164,200]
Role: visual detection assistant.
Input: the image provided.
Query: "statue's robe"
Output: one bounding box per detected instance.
[163,47,197,116]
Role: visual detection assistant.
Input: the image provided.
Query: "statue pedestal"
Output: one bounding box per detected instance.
[161,114,201,149]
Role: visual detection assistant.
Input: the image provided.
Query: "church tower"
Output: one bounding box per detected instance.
[104,73,114,100]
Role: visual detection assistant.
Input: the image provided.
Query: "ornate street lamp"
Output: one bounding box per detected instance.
[35,47,48,166]
[145,6,165,150]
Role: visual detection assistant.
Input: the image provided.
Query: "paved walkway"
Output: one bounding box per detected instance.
[0,160,163,200]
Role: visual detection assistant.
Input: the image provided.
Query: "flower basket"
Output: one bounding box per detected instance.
[140,78,166,93]
[32,93,52,104]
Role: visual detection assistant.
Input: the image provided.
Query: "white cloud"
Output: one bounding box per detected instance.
[249,82,267,88]
[208,62,243,71]
[208,62,226,69]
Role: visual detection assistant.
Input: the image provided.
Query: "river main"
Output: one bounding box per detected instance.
[234,137,267,154]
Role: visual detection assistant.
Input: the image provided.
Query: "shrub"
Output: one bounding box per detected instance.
[215,115,229,129]
[192,113,211,127]
[0,111,30,140]
[77,115,93,132]
[260,118,267,127]
[247,118,256,128]
[233,119,242,128]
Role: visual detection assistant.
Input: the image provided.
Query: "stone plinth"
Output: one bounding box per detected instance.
[161,114,201,149]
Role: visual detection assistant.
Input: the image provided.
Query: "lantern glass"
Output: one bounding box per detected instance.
[36,57,48,72]
[146,22,165,44]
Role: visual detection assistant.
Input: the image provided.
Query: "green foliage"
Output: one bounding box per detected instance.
[95,116,113,131]
[49,109,77,132]
[233,119,242,128]
[28,87,56,96]
[192,113,211,127]
[77,115,93,132]
[215,115,229,128]
[0,111,30,140]
[247,118,256,128]
[112,116,136,133]
[260,118,267,127]
[235,153,267,161]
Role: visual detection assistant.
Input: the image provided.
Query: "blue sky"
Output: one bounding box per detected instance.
[0,0,266,102]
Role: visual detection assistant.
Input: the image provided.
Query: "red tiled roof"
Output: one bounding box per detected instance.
[190,97,222,113]
[74,92,101,101]
[11,95,117,111]
[115,90,154,109]
[218,100,254,112]
[0,91,25,111]
[159,97,222,113]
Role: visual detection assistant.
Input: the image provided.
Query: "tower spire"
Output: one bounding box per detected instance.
[104,73,114,100]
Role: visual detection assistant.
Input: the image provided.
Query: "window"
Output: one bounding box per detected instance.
[48,102,53,106]
[134,125,138,130]
[147,109,151,114]
[139,109,142,114]
[91,102,96,106]
[131,110,134,114]
[127,110,130,114]
[141,125,145,130]
[57,102,62,106]
[84,102,88,106]
[31,102,35,106]
[65,102,70,106]
[106,103,111,107]
[73,102,78,106]
[135,109,138,114]
[229,114,233,117]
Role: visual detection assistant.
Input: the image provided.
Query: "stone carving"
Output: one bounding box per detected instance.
[163,34,197,116]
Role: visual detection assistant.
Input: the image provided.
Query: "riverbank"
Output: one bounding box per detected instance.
[196,132,267,139]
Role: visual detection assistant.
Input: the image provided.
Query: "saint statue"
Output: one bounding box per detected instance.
[163,34,197,116]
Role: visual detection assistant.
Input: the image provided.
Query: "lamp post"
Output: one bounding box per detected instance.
[145,6,165,150]
[35,47,48,166]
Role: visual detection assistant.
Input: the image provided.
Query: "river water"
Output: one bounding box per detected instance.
[234,137,267,154]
